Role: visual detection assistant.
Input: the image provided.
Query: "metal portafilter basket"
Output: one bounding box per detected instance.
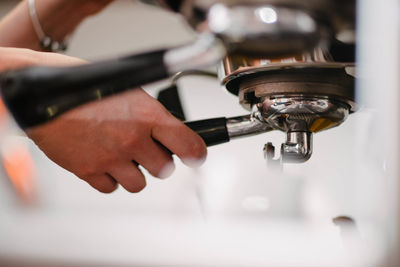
[0,1,356,165]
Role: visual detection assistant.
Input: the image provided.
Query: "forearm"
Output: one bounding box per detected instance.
[0,0,113,51]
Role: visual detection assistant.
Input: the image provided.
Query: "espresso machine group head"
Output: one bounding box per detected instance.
[0,0,356,166]
[165,0,356,164]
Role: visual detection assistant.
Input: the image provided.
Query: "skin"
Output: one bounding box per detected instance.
[0,1,207,193]
[0,0,114,51]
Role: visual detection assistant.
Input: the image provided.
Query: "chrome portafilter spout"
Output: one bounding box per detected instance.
[224,65,356,165]
[257,95,351,165]
[281,131,313,163]
[264,131,312,169]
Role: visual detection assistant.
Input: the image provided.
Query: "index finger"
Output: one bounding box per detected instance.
[151,115,207,167]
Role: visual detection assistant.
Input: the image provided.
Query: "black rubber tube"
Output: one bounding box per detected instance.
[0,50,168,128]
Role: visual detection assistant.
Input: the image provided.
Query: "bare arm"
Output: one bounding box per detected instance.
[0,2,207,193]
[0,0,113,51]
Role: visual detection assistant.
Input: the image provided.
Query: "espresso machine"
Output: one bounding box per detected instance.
[159,0,356,164]
[2,0,400,266]
[0,0,356,166]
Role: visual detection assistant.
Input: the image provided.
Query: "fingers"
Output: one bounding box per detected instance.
[130,137,175,179]
[81,139,172,193]
[85,173,118,193]
[152,116,207,167]
[81,163,146,194]
[0,47,85,72]
[108,162,146,193]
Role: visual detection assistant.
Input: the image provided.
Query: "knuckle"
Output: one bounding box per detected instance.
[75,165,98,179]
[159,107,175,119]
[121,131,142,150]
[154,109,177,124]
[138,101,165,122]
[149,103,164,117]
[97,156,115,168]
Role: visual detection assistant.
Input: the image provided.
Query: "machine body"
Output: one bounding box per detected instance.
[0,0,356,165]
[166,0,356,163]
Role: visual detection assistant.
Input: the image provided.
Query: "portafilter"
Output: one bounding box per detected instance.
[0,0,356,165]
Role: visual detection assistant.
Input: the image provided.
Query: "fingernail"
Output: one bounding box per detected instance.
[182,156,207,168]
[158,162,176,179]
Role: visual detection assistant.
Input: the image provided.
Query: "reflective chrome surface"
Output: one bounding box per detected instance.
[219,47,354,86]
[226,113,272,139]
[191,0,342,12]
[256,97,350,133]
[264,131,313,164]
[281,131,313,163]
[162,0,355,165]
[164,34,226,74]
[257,96,349,164]
[156,0,355,50]
[204,4,323,56]
[226,95,351,164]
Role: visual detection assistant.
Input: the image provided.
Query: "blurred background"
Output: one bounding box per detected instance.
[0,0,399,266]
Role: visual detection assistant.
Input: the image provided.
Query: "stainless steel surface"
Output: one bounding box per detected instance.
[144,0,355,55]
[226,113,273,139]
[191,0,331,9]
[224,94,350,164]
[204,4,323,56]
[191,0,355,165]
[173,0,356,39]
[219,47,354,86]
[221,61,354,164]
[171,70,218,84]
[263,131,312,164]
[143,0,354,166]
[281,131,312,163]
[165,1,329,72]
[164,34,226,74]
[257,96,349,163]
[235,67,355,107]
[190,0,350,14]
[163,2,355,165]
[256,97,350,133]
[161,0,355,48]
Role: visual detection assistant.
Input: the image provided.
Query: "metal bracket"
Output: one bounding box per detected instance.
[264,131,313,167]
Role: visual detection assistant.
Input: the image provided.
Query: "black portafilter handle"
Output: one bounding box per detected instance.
[184,117,230,147]
[0,52,231,147]
[0,50,169,129]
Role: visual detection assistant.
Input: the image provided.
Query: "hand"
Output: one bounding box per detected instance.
[0,47,207,193]
[26,89,207,193]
